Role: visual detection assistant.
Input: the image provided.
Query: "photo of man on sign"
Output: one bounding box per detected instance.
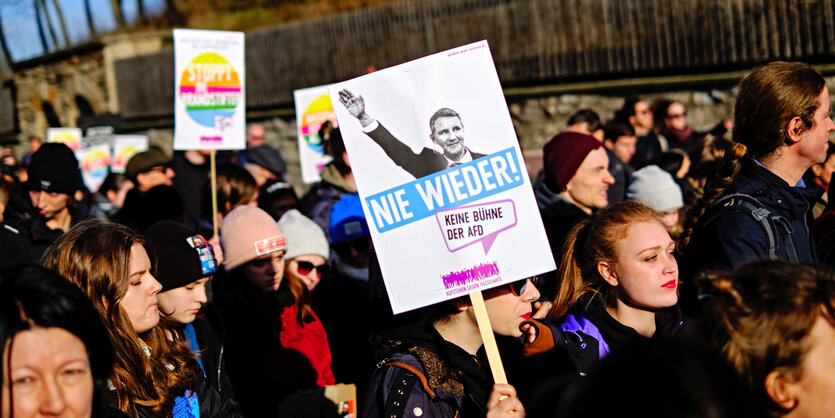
[338,88,487,179]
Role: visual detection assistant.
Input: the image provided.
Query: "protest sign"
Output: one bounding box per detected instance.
[330,40,554,314]
[173,29,245,151]
[293,85,336,184]
[46,128,82,151]
[111,135,149,174]
[75,142,111,192]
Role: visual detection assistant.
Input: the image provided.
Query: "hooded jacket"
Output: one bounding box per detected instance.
[299,162,358,240]
[363,323,493,418]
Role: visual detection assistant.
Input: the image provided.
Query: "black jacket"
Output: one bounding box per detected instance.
[191,302,236,399]
[525,296,688,376]
[3,183,85,262]
[365,323,493,418]
[680,161,821,303]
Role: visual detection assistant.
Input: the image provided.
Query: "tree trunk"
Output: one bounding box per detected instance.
[0,7,14,69]
[137,0,149,25]
[36,0,60,50]
[50,0,71,47]
[83,0,97,40]
[110,0,127,30]
[33,0,49,53]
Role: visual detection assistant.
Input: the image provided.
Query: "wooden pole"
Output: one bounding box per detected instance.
[210,150,218,239]
[469,290,508,384]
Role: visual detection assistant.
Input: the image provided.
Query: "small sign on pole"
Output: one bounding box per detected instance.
[174,28,247,236]
[294,85,336,184]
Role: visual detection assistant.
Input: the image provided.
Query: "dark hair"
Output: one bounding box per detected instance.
[679,62,825,252]
[567,109,602,133]
[98,172,130,196]
[603,120,635,142]
[700,261,835,416]
[615,96,643,121]
[651,99,674,133]
[658,151,687,178]
[202,163,257,218]
[0,264,115,417]
[428,108,462,134]
[321,122,350,175]
[258,180,298,221]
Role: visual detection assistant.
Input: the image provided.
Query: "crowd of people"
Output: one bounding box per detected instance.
[1,60,835,418]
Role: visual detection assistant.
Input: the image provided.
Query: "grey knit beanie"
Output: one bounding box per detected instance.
[627,165,684,213]
[278,209,330,261]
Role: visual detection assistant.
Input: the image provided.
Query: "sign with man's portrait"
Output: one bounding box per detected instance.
[330,40,554,313]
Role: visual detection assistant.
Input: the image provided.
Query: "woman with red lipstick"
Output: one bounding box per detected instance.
[362,278,539,417]
[529,201,686,375]
[213,205,335,416]
[41,219,244,417]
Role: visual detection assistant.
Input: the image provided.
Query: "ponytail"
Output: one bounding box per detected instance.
[678,142,747,252]
[547,220,592,321]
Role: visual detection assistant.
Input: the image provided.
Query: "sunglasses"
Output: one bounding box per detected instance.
[509,276,541,297]
[297,260,329,278]
[667,112,686,119]
[332,236,372,256]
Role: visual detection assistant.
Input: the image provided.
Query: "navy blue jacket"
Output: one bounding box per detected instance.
[681,161,821,281]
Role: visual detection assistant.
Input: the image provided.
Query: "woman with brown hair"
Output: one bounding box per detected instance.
[700,260,835,417]
[41,219,243,417]
[524,202,686,375]
[678,61,835,312]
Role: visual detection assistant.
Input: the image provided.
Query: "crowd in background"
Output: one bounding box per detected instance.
[1,60,835,418]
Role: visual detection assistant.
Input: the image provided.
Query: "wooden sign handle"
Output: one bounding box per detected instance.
[469,290,508,384]
[210,150,219,239]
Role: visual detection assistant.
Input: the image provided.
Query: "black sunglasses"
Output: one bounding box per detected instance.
[332,236,372,256]
[297,260,329,278]
[509,276,541,296]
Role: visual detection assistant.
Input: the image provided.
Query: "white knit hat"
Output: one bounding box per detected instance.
[627,165,684,213]
[277,209,330,261]
[220,206,286,271]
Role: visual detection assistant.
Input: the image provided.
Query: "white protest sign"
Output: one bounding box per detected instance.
[330,40,555,314]
[111,135,149,174]
[174,29,245,150]
[46,127,82,151]
[293,85,336,184]
[75,142,111,192]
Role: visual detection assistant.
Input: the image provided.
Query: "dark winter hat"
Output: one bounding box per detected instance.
[26,142,81,194]
[145,220,217,291]
[125,147,171,181]
[542,131,602,192]
[247,144,286,178]
[329,194,370,245]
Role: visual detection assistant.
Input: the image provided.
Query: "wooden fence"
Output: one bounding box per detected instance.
[116,0,835,120]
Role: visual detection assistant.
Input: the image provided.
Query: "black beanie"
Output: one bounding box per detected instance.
[27,142,81,194]
[145,220,217,291]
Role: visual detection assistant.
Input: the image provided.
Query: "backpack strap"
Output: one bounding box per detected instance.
[701,193,794,261]
[379,361,428,418]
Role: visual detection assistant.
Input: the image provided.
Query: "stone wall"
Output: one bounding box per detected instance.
[13,51,109,140]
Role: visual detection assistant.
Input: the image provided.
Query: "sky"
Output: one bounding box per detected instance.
[0,0,165,62]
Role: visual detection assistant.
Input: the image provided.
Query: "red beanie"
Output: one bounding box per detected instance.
[543,131,602,192]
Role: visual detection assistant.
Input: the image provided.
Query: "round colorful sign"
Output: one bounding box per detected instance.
[300,95,337,153]
[178,52,242,128]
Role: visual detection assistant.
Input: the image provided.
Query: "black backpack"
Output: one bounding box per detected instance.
[700,193,798,263]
